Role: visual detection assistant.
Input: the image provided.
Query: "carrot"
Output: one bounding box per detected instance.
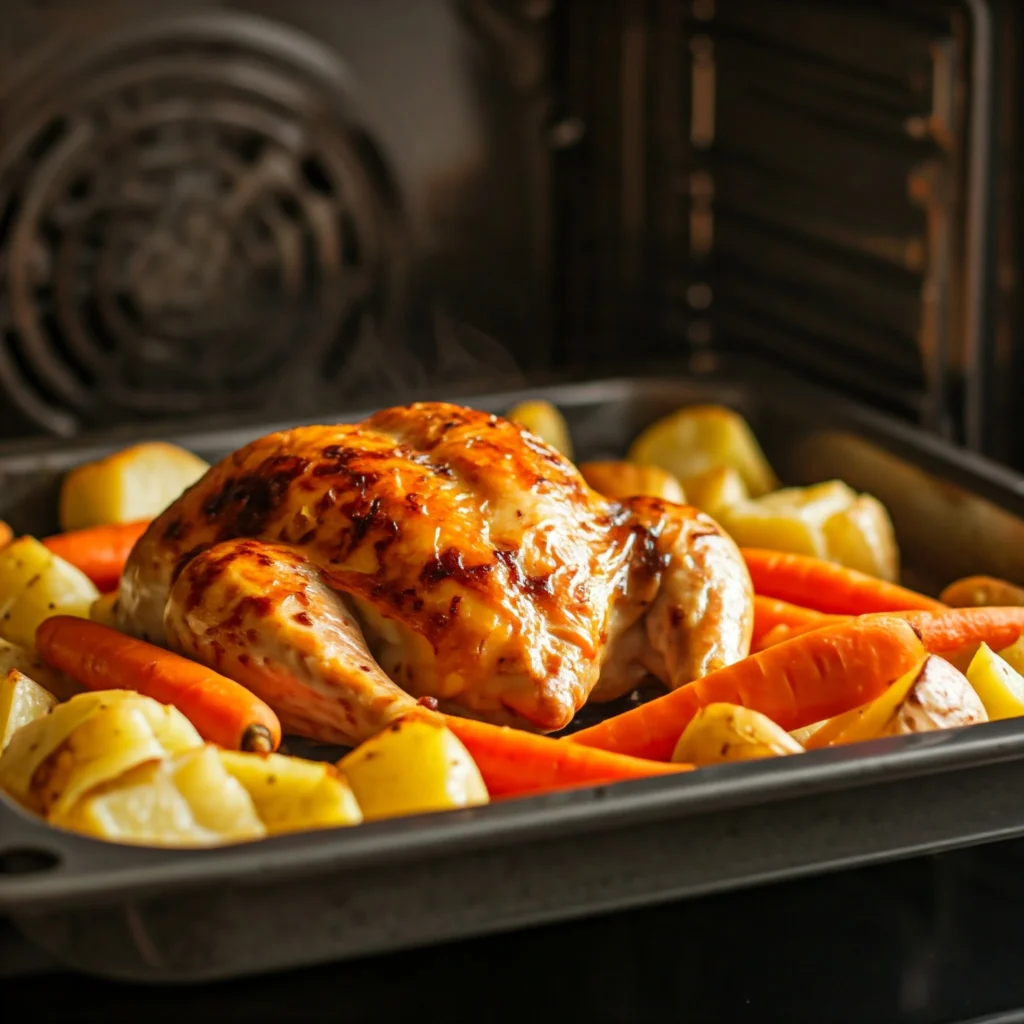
[35,616,281,753]
[568,616,926,761]
[757,620,831,650]
[891,607,1024,655]
[751,595,842,649]
[762,607,1024,658]
[443,714,692,798]
[0,520,11,550]
[742,548,945,615]
[42,520,150,592]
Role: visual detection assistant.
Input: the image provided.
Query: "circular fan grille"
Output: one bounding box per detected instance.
[0,12,402,434]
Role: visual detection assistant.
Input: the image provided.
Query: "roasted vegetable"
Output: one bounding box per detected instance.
[681,465,748,520]
[506,400,574,460]
[0,690,202,814]
[0,537,99,648]
[89,591,122,629]
[579,461,686,503]
[965,643,1024,721]
[36,617,282,753]
[672,703,803,766]
[940,575,1024,608]
[58,441,209,531]
[719,482,899,580]
[0,669,56,751]
[52,746,266,847]
[218,749,363,834]
[0,638,81,701]
[340,716,489,820]
[628,405,779,498]
[806,656,986,749]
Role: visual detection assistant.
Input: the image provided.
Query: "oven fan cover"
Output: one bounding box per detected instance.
[0,11,405,436]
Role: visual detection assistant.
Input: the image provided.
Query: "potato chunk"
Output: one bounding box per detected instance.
[52,748,266,848]
[339,716,489,821]
[0,669,57,751]
[717,480,899,580]
[579,461,686,503]
[940,576,1024,608]
[807,656,986,749]
[681,465,748,520]
[966,643,1024,721]
[59,441,210,531]
[506,400,574,460]
[628,405,779,498]
[0,537,99,648]
[0,690,201,814]
[672,703,803,766]
[89,591,122,629]
[0,638,81,700]
[218,749,363,835]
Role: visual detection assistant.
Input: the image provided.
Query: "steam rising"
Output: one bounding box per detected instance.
[328,308,526,406]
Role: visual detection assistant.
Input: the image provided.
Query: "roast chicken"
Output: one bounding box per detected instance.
[117,403,754,745]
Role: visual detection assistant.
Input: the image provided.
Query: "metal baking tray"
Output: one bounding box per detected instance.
[5,360,1024,984]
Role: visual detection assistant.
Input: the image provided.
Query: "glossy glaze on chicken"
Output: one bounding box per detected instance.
[118,403,753,744]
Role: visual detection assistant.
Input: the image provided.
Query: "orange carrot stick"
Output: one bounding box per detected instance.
[42,520,150,593]
[742,548,945,615]
[751,595,842,649]
[35,616,281,753]
[443,714,692,798]
[891,607,1024,655]
[762,607,1024,657]
[0,520,11,550]
[568,616,926,761]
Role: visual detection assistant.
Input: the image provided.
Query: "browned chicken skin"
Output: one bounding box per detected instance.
[118,403,753,744]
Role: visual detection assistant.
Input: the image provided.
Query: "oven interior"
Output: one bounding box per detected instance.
[0,0,1018,452]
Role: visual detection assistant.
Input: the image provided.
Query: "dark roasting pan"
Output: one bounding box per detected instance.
[5,358,1024,983]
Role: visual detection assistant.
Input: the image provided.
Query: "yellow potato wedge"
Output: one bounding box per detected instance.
[52,750,266,848]
[940,575,1024,608]
[0,690,201,813]
[506,400,574,460]
[6,701,167,816]
[672,703,804,766]
[89,591,122,630]
[0,669,57,752]
[966,643,1024,721]
[340,716,489,821]
[680,465,748,519]
[0,638,81,701]
[807,656,985,749]
[789,719,827,746]
[219,749,363,834]
[822,494,899,582]
[718,481,856,559]
[995,636,1024,677]
[51,759,214,847]
[628,404,779,498]
[167,746,267,841]
[579,461,686,503]
[0,537,99,648]
[59,441,210,531]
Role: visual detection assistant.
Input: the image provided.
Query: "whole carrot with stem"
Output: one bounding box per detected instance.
[35,616,281,753]
[742,548,944,615]
[443,714,692,798]
[568,616,927,761]
[42,520,151,592]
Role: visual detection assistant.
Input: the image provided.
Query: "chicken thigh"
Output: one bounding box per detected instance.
[118,403,753,744]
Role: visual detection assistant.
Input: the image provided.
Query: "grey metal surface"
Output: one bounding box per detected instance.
[5,361,1024,981]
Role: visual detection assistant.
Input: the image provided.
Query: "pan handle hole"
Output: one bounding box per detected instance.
[0,848,62,875]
